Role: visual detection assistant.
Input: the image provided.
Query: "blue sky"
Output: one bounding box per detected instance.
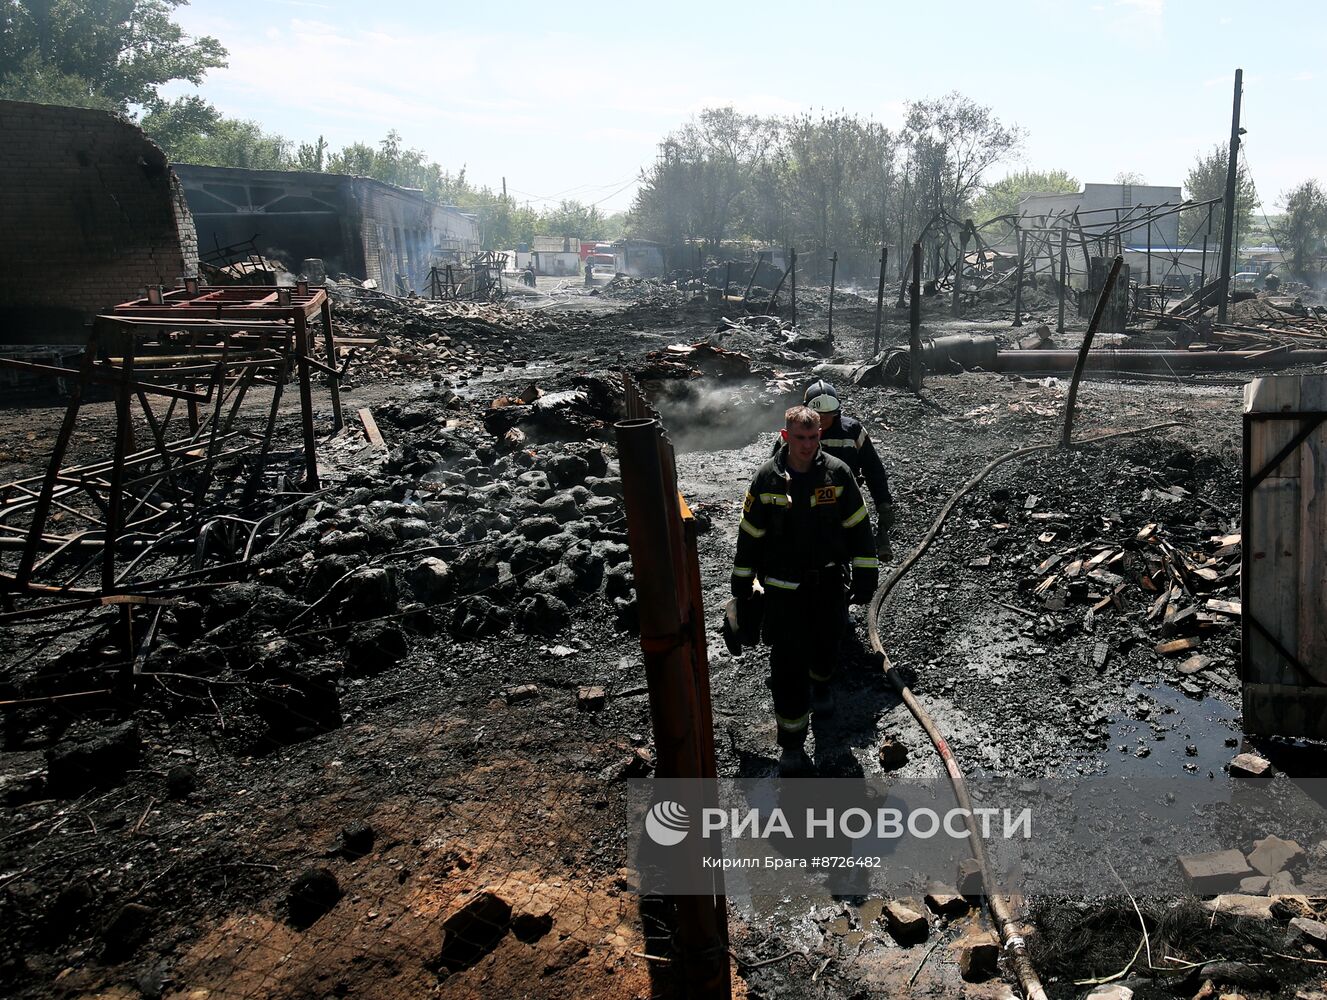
[164,0,1327,215]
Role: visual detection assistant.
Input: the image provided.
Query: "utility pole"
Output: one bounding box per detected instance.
[1217,68,1243,325]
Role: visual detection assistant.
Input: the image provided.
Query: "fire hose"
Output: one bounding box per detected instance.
[865,419,1181,1000]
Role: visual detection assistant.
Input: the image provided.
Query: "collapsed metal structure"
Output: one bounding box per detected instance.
[426,250,509,302]
[901,198,1226,327]
[0,282,368,659]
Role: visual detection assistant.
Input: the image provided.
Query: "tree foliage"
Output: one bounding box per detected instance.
[903,92,1023,214]
[0,0,226,110]
[628,95,1020,272]
[1279,180,1327,280]
[1181,144,1256,246]
[973,169,1080,226]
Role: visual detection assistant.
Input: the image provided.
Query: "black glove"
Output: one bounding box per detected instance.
[720,591,765,654]
[737,590,764,646]
[875,521,893,561]
[851,569,878,606]
[731,575,753,600]
[879,503,896,531]
[720,599,743,655]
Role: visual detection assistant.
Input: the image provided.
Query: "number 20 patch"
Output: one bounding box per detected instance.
[814,486,837,504]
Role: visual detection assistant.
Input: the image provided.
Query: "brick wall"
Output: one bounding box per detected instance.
[0,100,199,337]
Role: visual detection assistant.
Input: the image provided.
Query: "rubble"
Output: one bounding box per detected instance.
[2,261,1323,999]
[1230,752,1273,778]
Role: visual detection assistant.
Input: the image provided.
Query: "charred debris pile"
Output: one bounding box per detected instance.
[891,437,1244,764]
[2,378,644,757]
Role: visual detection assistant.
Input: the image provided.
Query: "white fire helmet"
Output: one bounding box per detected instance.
[803,380,840,414]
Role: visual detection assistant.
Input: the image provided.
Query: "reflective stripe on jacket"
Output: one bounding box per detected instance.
[733,445,875,591]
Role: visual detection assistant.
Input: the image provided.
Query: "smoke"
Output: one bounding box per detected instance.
[648,380,798,454]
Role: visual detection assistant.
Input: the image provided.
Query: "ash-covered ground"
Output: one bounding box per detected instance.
[1,274,1325,1000]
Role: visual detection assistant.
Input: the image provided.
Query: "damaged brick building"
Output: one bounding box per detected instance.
[173,164,481,294]
[0,101,484,347]
[0,99,199,341]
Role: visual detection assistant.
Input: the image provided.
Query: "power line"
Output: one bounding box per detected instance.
[507,172,639,204]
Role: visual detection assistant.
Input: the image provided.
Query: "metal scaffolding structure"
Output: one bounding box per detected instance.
[0,282,367,659]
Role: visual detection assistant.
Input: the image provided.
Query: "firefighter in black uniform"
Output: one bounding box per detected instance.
[801,380,895,560]
[734,405,878,776]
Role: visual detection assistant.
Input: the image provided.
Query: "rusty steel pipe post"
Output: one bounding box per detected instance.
[616,418,730,999]
[1062,254,1124,447]
[103,337,135,595]
[319,298,344,431]
[1013,226,1027,327]
[293,311,320,490]
[952,225,969,317]
[17,330,99,588]
[827,251,838,339]
[1199,234,1209,297]
[789,247,798,327]
[909,242,923,393]
[1057,226,1069,335]
[873,245,887,356]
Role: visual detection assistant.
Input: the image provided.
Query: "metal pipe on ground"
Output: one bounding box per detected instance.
[994,348,1327,373]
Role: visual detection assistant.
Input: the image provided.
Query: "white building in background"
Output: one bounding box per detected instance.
[1018,182,1183,251]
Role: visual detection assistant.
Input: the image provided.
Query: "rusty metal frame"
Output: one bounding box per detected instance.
[0,283,360,620]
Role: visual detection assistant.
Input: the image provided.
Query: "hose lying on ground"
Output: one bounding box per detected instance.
[866,420,1182,1000]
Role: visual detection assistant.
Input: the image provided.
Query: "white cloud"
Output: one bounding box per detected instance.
[1101,0,1166,45]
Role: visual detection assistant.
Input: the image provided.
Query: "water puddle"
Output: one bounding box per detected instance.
[1099,680,1239,781]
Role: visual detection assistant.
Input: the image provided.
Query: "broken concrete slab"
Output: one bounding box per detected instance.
[1237,875,1270,895]
[504,684,540,705]
[1269,871,1298,896]
[1179,850,1253,894]
[576,686,606,712]
[924,884,970,917]
[1202,894,1275,920]
[956,929,1000,982]
[1248,835,1305,877]
[1288,916,1327,951]
[883,899,928,945]
[1229,752,1273,778]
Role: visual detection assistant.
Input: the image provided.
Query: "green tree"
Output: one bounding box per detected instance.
[0,52,117,109]
[295,135,328,172]
[1181,144,1256,246]
[1279,180,1327,280]
[0,0,226,110]
[540,199,605,240]
[326,131,471,204]
[168,116,292,169]
[973,169,1080,225]
[139,94,221,150]
[902,92,1024,216]
[785,111,868,263]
